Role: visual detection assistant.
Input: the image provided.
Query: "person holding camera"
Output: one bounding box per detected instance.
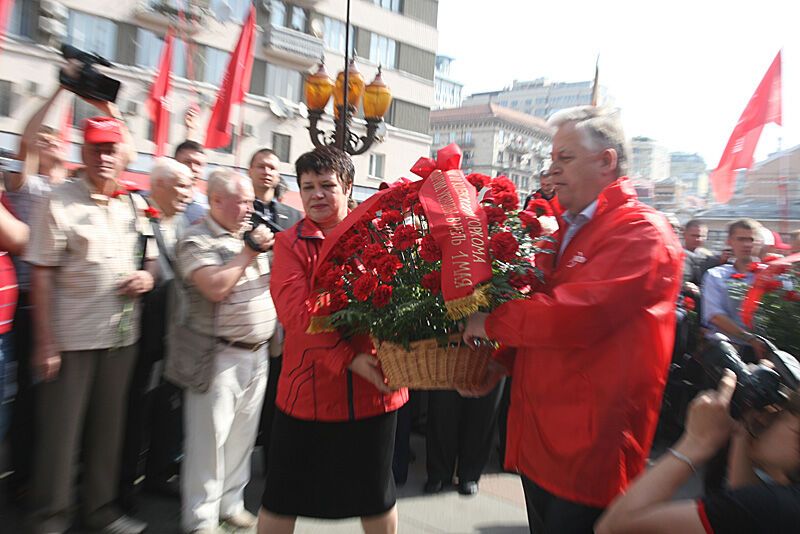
[595,369,800,534]
[166,169,276,534]
[25,116,154,534]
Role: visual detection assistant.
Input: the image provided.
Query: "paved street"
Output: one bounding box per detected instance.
[1,433,701,534]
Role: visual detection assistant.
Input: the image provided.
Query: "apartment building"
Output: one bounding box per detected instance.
[0,0,438,200]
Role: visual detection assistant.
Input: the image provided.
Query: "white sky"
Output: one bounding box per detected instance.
[437,0,800,169]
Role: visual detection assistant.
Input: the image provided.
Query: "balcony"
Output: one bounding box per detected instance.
[134,0,206,33]
[262,24,324,68]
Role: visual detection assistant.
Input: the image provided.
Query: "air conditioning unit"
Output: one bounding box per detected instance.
[25,81,42,97]
[125,101,140,116]
[242,123,255,137]
[39,0,69,20]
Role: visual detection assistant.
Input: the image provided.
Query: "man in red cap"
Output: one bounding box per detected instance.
[25,116,153,534]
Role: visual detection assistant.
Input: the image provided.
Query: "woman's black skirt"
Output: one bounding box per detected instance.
[261,409,398,519]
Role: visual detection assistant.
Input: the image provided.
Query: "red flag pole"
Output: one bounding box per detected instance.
[0,0,15,57]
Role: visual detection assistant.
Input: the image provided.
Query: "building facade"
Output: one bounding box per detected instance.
[0,0,438,200]
[670,151,708,202]
[463,78,613,119]
[433,54,462,110]
[429,103,551,198]
[630,136,669,186]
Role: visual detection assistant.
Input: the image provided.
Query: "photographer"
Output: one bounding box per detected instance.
[596,369,800,534]
[166,169,277,533]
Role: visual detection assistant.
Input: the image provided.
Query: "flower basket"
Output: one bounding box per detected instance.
[375,336,492,390]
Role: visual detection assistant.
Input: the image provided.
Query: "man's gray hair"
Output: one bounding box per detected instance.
[207,168,249,198]
[547,106,630,176]
[150,157,191,187]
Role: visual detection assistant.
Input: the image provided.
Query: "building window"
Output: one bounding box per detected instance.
[67,11,118,61]
[269,0,287,26]
[214,130,238,154]
[449,132,457,143]
[369,34,396,69]
[368,153,385,178]
[272,132,291,162]
[147,114,171,143]
[464,131,472,144]
[0,81,12,117]
[323,17,353,54]
[266,64,302,102]
[72,98,97,127]
[372,0,401,12]
[210,0,251,23]
[135,29,188,78]
[433,132,440,144]
[290,6,307,32]
[8,0,37,39]
[203,47,229,86]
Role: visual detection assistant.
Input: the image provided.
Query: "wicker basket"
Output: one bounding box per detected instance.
[374,336,492,390]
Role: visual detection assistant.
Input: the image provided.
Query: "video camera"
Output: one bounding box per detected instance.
[243,210,283,252]
[59,44,121,103]
[702,334,800,419]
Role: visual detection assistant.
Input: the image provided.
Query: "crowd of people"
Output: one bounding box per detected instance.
[1,89,800,534]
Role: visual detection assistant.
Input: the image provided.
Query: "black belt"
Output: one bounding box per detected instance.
[217,338,269,352]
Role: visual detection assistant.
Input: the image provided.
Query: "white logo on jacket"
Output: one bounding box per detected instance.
[566,252,587,268]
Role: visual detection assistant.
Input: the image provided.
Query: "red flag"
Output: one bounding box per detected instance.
[0,0,14,56]
[204,5,256,149]
[710,51,782,203]
[146,29,175,157]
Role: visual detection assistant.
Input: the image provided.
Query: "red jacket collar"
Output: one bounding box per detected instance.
[555,176,636,226]
[297,218,325,240]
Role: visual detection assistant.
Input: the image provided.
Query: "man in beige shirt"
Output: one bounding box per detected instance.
[170,169,276,534]
[26,117,153,534]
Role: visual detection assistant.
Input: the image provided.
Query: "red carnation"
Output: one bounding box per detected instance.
[376,254,403,280]
[110,190,127,198]
[684,296,696,311]
[525,198,554,217]
[317,262,345,290]
[342,232,368,258]
[379,209,403,227]
[490,232,519,262]
[328,289,349,312]
[730,273,747,280]
[490,176,519,210]
[413,203,426,217]
[419,234,442,263]
[363,243,389,269]
[764,278,783,291]
[518,210,543,236]
[353,273,379,302]
[748,261,766,273]
[466,173,491,190]
[509,269,537,290]
[783,290,800,303]
[393,224,420,251]
[763,253,783,263]
[483,206,507,226]
[144,206,160,219]
[373,285,393,308]
[421,271,442,294]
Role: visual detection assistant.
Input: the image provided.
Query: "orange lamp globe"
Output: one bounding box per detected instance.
[335,58,366,109]
[363,67,392,119]
[305,62,334,111]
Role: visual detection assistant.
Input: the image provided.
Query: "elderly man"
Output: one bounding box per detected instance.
[167,169,276,534]
[118,158,194,507]
[26,116,153,534]
[463,106,682,533]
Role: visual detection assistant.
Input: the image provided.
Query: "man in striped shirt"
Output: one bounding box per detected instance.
[169,168,276,534]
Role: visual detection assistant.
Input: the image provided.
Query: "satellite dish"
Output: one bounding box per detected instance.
[269,99,287,118]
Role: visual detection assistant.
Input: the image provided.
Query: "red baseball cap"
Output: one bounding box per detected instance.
[83,116,124,145]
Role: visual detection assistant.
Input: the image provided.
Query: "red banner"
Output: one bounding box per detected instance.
[418,168,492,318]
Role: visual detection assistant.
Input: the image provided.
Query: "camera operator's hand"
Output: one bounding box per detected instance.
[245,225,275,254]
[749,336,768,361]
[33,343,61,383]
[117,270,154,297]
[677,369,738,464]
[462,312,490,347]
[349,353,392,394]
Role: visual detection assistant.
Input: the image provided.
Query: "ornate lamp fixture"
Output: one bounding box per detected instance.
[303,2,391,155]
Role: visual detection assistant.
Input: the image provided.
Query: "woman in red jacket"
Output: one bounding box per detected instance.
[258,147,408,534]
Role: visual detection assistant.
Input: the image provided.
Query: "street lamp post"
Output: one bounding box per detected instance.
[303,0,392,156]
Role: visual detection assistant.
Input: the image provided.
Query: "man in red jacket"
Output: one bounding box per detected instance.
[463,106,683,534]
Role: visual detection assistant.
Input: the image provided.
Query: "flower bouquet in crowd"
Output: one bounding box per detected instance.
[740,256,800,357]
[308,144,558,389]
